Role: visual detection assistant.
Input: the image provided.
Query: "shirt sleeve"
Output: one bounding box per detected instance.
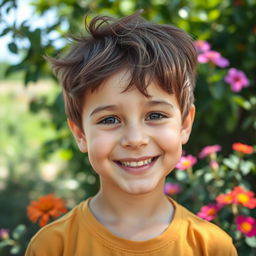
[229,243,238,256]
[24,229,64,256]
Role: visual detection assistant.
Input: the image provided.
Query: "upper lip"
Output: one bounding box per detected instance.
[115,156,158,162]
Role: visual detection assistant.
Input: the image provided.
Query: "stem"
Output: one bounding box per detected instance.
[231,203,239,217]
[187,167,194,180]
[209,153,221,180]
[234,152,243,186]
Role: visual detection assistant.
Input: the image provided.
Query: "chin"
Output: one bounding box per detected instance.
[122,182,159,195]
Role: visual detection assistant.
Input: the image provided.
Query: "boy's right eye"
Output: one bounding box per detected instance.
[98,116,121,125]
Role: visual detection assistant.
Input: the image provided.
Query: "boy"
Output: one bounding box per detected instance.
[25,11,237,255]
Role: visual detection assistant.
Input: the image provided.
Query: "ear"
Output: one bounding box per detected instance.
[181,104,195,145]
[67,119,88,153]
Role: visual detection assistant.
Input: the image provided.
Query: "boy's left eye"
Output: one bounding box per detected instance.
[98,116,120,125]
[146,112,167,121]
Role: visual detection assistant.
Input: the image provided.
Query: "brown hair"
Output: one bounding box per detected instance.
[48,11,197,130]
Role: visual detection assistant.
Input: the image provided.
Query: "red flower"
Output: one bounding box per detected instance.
[232,142,254,154]
[27,194,68,227]
[216,186,256,209]
[216,192,233,205]
[231,186,256,209]
[236,215,256,237]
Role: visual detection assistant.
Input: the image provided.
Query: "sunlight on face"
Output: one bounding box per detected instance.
[71,70,194,195]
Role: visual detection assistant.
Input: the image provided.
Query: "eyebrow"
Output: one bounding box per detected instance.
[89,100,174,117]
[147,100,174,109]
[90,105,117,117]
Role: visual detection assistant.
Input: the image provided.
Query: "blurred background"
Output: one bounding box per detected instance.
[0,0,255,255]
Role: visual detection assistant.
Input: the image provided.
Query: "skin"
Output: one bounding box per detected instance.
[68,69,195,241]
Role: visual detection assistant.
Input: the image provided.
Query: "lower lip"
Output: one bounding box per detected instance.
[115,157,158,175]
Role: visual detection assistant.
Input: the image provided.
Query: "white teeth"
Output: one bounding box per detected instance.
[121,158,153,167]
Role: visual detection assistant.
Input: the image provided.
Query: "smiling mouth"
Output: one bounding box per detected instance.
[115,156,159,168]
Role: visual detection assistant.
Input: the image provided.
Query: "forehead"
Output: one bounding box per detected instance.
[82,70,179,112]
[86,69,174,99]
[101,69,132,93]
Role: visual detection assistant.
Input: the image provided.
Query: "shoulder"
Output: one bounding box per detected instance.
[170,198,237,255]
[25,201,84,256]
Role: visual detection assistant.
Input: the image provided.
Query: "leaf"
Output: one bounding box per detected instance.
[208,9,220,21]
[10,245,21,254]
[208,82,225,100]
[245,236,256,248]
[4,63,24,77]
[223,155,239,170]
[12,225,26,240]
[0,239,14,248]
[8,42,18,54]
[204,172,213,182]
[194,169,204,177]
[208,72,223,83]
[59,149,73,160]
[0,27,10,36]
[240,160,254,175]
[175,170,187,181]
[232,95,251,110]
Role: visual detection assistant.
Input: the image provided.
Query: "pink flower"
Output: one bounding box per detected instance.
[194,40,211,53]
[224,68,250,92]
[164,182,182,195]
[0,229,9,240]
[236,215,256,237]
[209,160,219,170]
[198,50,229,68]
[197,203,222,221]
[199,144,222,158]
[176,155,197,170]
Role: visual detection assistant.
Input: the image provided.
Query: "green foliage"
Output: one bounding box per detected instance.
[0,0,256,255]
[167,147,256,255]
[0,225,26,255]
[1,0,255,149]
[0,85,97,255]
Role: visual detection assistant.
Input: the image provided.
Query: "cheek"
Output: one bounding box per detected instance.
[86,130,116,163]
[155,126,183,163]
[156,126,182,150]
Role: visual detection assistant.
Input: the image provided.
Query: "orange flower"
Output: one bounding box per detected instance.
[27,194,68,227]
[231,186,256,209]
[232,142,254,154]
[216,192,233,205]
[216,186,256,209]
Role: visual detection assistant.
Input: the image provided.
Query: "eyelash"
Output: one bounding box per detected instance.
[98,116,121,125]
[146,112,168,121]
[98,112,168,125]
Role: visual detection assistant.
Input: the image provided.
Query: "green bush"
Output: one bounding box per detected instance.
[0,0,255,255]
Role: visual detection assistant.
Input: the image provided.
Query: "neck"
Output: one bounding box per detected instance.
[89,180,173,226]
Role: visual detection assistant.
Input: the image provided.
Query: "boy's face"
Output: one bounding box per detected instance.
[69,70,195,195]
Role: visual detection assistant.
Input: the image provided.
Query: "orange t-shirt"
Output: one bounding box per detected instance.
[25,198,237,255]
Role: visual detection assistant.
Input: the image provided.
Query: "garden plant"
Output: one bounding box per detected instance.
[0,0,255,255]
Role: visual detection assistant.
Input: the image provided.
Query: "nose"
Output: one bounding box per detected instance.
[121,124,149,149]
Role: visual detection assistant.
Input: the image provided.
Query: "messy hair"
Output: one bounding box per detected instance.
[48,11,197,130]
